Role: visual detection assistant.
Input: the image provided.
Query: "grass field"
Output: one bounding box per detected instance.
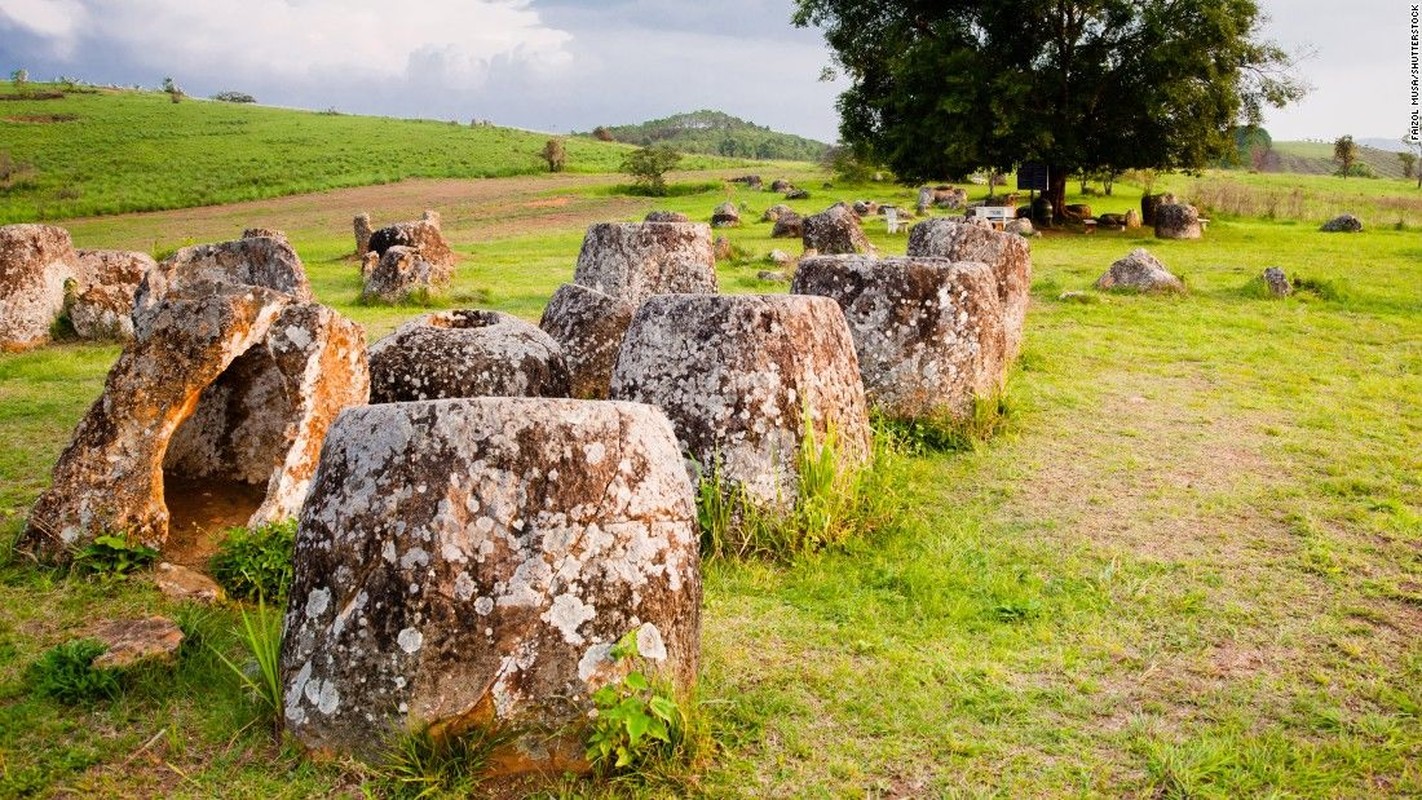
[1,160,1419,797]
[0,84,749,222]
[1,90,1420,797]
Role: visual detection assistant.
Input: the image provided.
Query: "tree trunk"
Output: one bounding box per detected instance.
[1048,167,1067,224]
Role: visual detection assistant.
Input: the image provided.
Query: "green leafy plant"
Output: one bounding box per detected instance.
[874,389,1014,454]
[73,533,159,578]
[620,144,682,196]
[210,596,283,727]
[28,639,121,704]
[209,519,297,602]
[586,631,686,773]
[375,724,514,799]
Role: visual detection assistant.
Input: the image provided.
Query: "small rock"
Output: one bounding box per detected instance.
[711,201,741,228]
[1320,214,1363,233]
[1154,203,1203,240]
[771,211,804,238]
[767,249,792,266]
[1262,267,1292,297]
[761,204,794,223]
[154,562,225,604]
[756,270,788,282]
[644,210,689,223]
[802,203,874,255]
[784,188,810,200]
[1095,248,1185,293]
[770,179,794,193]
[359,245,452,304]
[89,616,184,669]
[713,235,734,261]
[366,211,455,269]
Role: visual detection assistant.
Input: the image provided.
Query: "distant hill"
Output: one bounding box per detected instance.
[585,110,830,162]
[1255,140,1412,180]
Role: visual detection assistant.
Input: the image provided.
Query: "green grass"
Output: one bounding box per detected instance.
[0,84,748,222]
[1,163,1420,796]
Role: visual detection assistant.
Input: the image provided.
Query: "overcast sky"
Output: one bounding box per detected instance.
[0,0,1412,144]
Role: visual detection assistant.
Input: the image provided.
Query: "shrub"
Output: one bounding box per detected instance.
[621,145,682,196]
[29,639,121,704]
[210,596,283,729]
[73,533,159,578]
[586,630,692,774]
[213,91,256,104]
[209,519,297,602]
[540,138,566,173]
[875,389,1015,455]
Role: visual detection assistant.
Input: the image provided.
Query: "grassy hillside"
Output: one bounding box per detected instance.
[0,85,750,222]
[1,168,1419,796]
[1262,140,1412,180]
[586,109,831,162]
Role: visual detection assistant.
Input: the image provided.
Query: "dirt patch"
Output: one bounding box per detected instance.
[161,476,266,567]
[523,196,571,208]
[5,113,79,123]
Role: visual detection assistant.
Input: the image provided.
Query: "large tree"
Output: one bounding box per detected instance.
[793,0,1304,218]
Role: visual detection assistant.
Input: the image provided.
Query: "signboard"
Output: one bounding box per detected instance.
[1017,161,1049,191]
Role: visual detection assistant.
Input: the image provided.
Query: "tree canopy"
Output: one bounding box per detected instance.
[793,0,1305,212]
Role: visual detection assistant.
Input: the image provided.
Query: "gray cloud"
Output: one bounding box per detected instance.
[0,0,1406,145]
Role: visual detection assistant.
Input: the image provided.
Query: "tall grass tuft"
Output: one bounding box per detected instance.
[211,596,283,732]
[374,724,515,799]
[876,388,1015,455]
[696,419,901,561]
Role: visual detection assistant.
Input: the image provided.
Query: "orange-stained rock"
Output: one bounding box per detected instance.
[0,223,80,350]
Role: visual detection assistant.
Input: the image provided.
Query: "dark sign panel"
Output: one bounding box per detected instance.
[1017,161,1049,191]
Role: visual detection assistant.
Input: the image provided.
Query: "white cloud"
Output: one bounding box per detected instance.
[12,0,572,85]
[0,0,88,53]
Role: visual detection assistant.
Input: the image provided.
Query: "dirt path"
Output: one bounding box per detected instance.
[59,171,689,253]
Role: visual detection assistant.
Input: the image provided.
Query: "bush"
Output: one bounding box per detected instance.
[621,145,682,196]
[374,725,515,798]
[73,533,159,578]
[541,138,566,173]
[213,91,256,104]
[29,639,121,704]
[208,519,298,602]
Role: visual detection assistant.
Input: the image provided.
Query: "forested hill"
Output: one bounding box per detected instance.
[586,110,831,162]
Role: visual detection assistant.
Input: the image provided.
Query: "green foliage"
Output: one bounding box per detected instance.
[1399,151,1417,180]
[374,725,513,799]
[28,639,121,704]
[874,389,1015,455]
[210,596,283,727]
[1333,135,1357,178]
[621,145,683,195]
[589,109,830,161]
[208,519,297,602]
[697,420,893,560]
[541,137,567,172]
[586,631,688,773]
[794,0,1305,217]
[73,533,158,578]
[212,90,256,104]
[820,143,880,182]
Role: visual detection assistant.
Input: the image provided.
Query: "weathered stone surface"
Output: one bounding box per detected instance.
[154,562,225,604]
[906,218,1032,361]
[1154,203,1203,239]
[571,222,718,305]
[242,227,288,242]
[792,256,1008,423]
[360,245,453,304]
[756,270,788,282]
[23,284,369,561]
[366,210,455,268]
[369,310,570,404]
[1097,213,1127,229]
[1095,248,1185,293]
[539,283,636,400]
[1320,214,1363,233]
[727,174,762,190]
[760,204,795,223]
[770,179,794,193]
[1262,267,1292,297]
[1063,203,1093,221]
[281,397,701,771]
[711,201,740,228]
[932,186,968,209]
[713,236,734,261]
[89,616,184,669]
[643,210,689,223]
[353,213,373,257]
[0,223,80,350]
[1124,209,1143,229]
[67,249,158,341]
[767,249,792,266]
[136,236,314,316]
[1004,219,1035,237]
[771,211,804,239]
[802,203,874,255]
[784,188,810,200]
[610,293,871,509]
[852,200,879,217]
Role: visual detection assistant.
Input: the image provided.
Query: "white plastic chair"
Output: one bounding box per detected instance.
[885,206,902,234]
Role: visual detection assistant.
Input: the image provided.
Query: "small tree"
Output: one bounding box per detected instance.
[1398,151,1417,181]
[10,68,27,92]
[1333,135,1357,179]
[541,138,567,173]
[592,126,615,142]
[621,145,682,195]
